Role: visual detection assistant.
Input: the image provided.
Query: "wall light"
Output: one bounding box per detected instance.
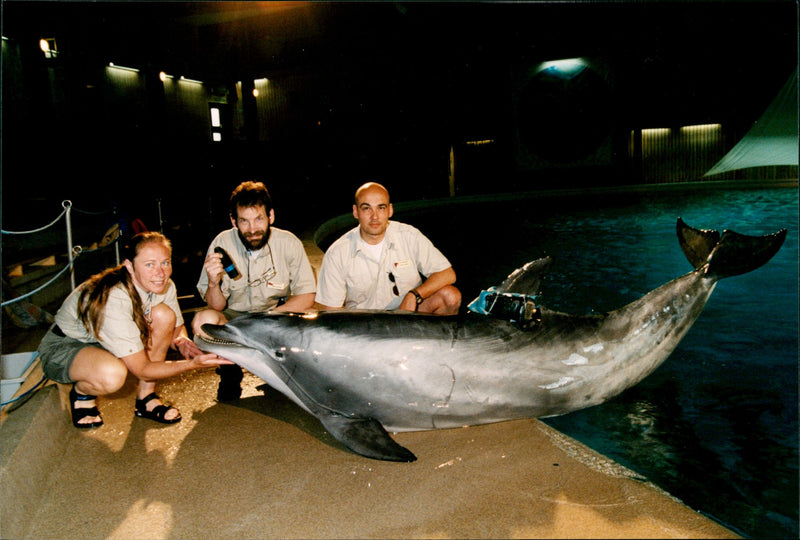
[179,75,203,85]
[680,124,722,133]
[466,139,495,146]
[108,62,139,73]
[39,38,58,58]
[252,88,259,97]
[641,128,672,137]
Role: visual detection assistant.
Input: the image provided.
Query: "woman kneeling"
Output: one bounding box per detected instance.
[37,232,232,428]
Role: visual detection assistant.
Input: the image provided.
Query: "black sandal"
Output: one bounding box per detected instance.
[70,384,103,429]
[134,392,181,424]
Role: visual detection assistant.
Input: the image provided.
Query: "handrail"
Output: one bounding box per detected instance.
[1,202,69,235]
[2,200,120,304]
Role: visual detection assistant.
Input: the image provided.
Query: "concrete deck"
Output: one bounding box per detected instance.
[0,231,739,539]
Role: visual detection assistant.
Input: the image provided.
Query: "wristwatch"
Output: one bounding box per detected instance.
[408,289,423,312]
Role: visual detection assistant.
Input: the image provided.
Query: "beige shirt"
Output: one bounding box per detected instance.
[316,221,451,310]
[196,227,316,313]
[54,280,184,358]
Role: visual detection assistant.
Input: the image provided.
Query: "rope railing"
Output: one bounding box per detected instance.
[1,201,69,235]
[2,257,75,307]
[2,200,120,305]
[0,244,112,308]
[2,201,121,411]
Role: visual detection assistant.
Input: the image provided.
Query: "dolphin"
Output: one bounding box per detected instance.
[195,219,786,462]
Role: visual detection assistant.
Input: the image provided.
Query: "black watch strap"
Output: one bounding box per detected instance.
[409,289,423,311]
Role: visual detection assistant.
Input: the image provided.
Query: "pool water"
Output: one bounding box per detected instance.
[403,187,798,539]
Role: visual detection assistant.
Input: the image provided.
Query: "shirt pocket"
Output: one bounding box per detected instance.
[390,263,421,293]
[227,275,248,293]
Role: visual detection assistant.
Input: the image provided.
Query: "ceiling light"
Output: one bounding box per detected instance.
[536,58,587,80]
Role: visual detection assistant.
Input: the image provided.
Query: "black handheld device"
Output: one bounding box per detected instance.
[214,247,240,279]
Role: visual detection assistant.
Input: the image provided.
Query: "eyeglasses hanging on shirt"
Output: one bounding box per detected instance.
[247,243,277,287]
[388,271,399,296]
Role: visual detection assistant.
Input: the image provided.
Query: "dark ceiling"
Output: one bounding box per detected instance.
[0,1,797,234]
[4,1,797,98]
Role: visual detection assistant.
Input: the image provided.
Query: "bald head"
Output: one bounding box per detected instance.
[354,182,390,206]
[352,182,393,244]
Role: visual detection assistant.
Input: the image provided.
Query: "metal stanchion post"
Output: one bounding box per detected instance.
[113,204,121,265]
[63,200,75,290]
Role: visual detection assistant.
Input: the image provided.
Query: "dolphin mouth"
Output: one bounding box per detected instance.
[195,334,238,346]
[195,322,245,347]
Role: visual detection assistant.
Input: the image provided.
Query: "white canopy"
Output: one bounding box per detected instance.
[704,69,798,177]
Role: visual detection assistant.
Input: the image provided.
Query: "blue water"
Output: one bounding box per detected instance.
[401,187,798,538]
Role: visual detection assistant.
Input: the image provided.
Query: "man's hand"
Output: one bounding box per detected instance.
[204,251,225,286]
[399,291,419,312]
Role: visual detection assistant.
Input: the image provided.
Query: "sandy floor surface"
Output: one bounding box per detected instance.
[2,364,737,539]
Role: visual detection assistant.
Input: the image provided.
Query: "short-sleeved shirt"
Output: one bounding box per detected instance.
[196,227,316,313]
[316,221,451,310]
[54,279,184,358]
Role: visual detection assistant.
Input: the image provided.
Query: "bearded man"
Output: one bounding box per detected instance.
[193,181,316,400]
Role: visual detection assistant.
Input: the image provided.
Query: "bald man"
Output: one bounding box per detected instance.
[315,182,461,314]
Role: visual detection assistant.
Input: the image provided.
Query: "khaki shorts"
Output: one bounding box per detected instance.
[37,325,95,384]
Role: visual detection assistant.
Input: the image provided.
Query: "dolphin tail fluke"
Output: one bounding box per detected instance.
[318,413,417,462]
[677,217,787,278]
[677,218,720,268]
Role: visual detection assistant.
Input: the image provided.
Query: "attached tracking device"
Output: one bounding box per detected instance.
[467,289,541,330]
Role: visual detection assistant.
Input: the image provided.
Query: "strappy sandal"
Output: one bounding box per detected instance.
[70,384,103,429]
[134,392,181,424]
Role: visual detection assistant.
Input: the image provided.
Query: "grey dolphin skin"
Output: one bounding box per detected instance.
[195,219,786,462]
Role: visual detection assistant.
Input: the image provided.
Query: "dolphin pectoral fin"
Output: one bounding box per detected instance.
[317,413,417,462]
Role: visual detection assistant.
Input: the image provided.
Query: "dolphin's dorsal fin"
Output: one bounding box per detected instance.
[317,413,417,462]
[496,256,552,294]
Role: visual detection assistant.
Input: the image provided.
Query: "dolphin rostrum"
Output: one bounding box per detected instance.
[195,219,786,462]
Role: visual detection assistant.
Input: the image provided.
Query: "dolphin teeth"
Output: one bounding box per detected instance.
[198,336,236,345]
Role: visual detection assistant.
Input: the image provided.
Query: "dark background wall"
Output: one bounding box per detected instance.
[2,1,797,245]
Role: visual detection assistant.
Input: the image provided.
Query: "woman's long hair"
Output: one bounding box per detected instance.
[77,232,171,346]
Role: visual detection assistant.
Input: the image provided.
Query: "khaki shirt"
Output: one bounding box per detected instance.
[54,280,184,358]
[196,227,316,313]
[316,221,451,310]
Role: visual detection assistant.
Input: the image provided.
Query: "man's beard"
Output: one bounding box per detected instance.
[237,226,271,251]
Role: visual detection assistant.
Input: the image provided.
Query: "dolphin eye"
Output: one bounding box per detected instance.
[274,350,284,359]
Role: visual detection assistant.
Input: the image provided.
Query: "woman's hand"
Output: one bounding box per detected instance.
[191,352,235,368]
[173,335,202,359]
